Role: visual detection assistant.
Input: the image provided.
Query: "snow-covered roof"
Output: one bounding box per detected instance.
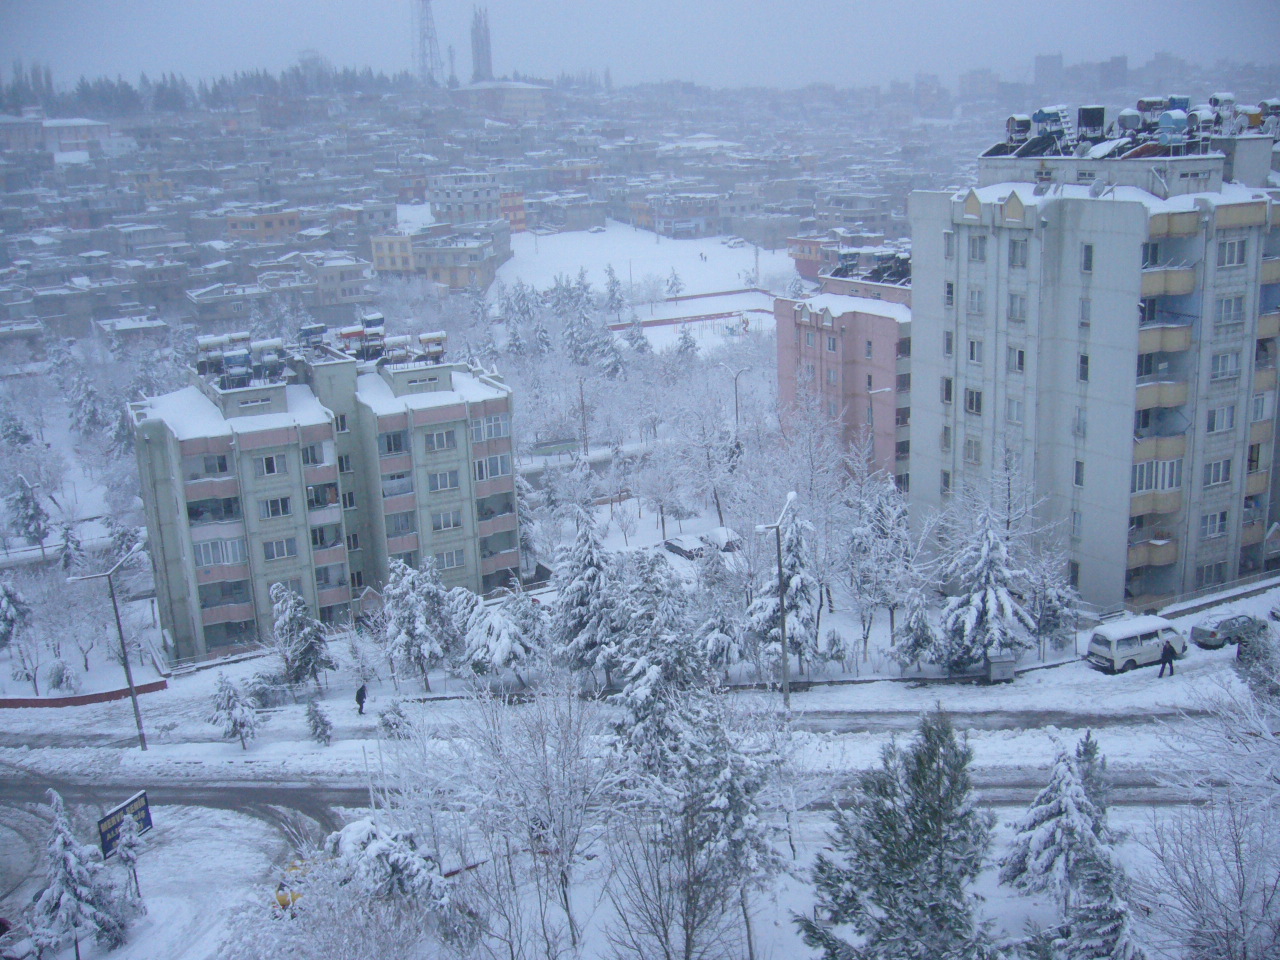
[960,180,1269,214]
[1090,614,1178,640]
[801,293,911,325]
[136,384,332,440]
[356,369,508,417]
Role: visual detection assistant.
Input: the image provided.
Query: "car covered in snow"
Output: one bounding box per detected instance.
[1086,615,1187,673]
[663,534,707,560]
[699,526,744,553]
[1190,612,1269,650]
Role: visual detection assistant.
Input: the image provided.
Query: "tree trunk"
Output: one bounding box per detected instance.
[888,604,896,637]
[741,886,756,960]
[559,869,578,948]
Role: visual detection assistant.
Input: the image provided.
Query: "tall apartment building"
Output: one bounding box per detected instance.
[909,97,1280,609]
[132,324,520,661]
[429,172,501,224]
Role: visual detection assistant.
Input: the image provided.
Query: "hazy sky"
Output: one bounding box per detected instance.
[1,0,1277,90]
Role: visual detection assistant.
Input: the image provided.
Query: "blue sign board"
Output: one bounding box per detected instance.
[97,790,153,859]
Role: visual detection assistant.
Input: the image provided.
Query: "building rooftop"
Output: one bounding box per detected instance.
[799,293,912,325]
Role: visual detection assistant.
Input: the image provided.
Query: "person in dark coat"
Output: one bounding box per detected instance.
[1158,639,1177,677]
[355,683,367,714]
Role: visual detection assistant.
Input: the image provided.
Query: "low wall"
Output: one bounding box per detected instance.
[0,678,168,709]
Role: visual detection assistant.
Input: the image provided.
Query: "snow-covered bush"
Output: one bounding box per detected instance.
[307,699,333,746]
[378,698,411,739]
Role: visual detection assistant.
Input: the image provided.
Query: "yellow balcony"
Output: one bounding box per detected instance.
[1262,258,1280,285]
[1255,367,1277,392]
[1242,521,1265,545]
[1132,434,1187,463]
[1259,311,1280,339]
[1138,324,1193,353]
[1141,266,1197,298]
[1148,211,1199,238]
[1130,489,1183,516]
[1135,380,1188,410]
[1247,470,1270,496]
[1128,538,1179,569]
[1250,419,1273,443]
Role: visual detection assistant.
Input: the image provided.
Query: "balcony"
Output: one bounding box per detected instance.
[1140,265,1196,298]
[1130,488,1182,515]
[1137,324,1192,354]
[1250,419,1273,443]
[195,562,250,585]
[1246,470,1270,496]
[312,544,346,566]
[1132,433,1186,462]
[386,532,419,555]
[1255,367,1277,392]
[478,512,518,539]
[1134,380,1188,410]
[202,602,256,626]
[1259,311,1280,339]
[480,548,521,576]
[1147,211,1198,238]
[1242,520,1265,545]
[184,476,239,500]
[304,463,339,485]
[1128,538,1179,569]
[1261,257,1280,285]
[317,585,351,608]
[382,492,415,514]
[308,504,342,527]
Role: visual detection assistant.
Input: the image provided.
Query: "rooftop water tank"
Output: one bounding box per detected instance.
[1117,108,1142,131]
[1158,109,1188,133]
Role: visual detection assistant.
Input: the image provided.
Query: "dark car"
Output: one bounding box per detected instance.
[1189,613,1269,650]
[663,535,706,560]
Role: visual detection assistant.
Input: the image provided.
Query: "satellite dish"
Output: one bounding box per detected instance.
[1089,178,1108,198]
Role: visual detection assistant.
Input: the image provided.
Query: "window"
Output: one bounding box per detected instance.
[967,286,985,315]
[1074,407,1087,437]
[345,532,360,551]
[434,548,465,570]
[1081,243,1094,273]
[335,414,349,432]
[1207,404,1236,433]
[1078,354,1090,382]
[865,374,873,390]
[964,388,983,416]
[943,331,953,357]
[1253,393,1269,423]
[944,281,954,307]
[1131,458,1183,493]
[941,470,952,495]
[1068,561,1080,589]
[1007,398,1024,423]
[968,235,987,262]
[941,377,954,404]
[1074,460,1085,487]
[1139,298,1157,325]
[897,337,911,358]
[943,231,955,258]
[865,340,873,360]
[386,511,416,537]
[1071,510,1083,539]
[827,369,839,386]
[1215,296,1245,327]
[263,537,298,561]
[1248,443,1262,473]
[832,400,841,418]
[202,454,229,476]
[1141,242,1160,268]
[259,496,291,520]
[306,484,338,510]
[827,335,838,353]
[425,428,456,451]
[1007,347,1025,374]
[337,454,353,473]
[1217,238,1246,268]
[895,440,910,461]
[1203,459,1233,487]
[193,538,248,567]
[896,373,911,392]
[1196,561,1229,589]
[238,397,268,408]
[342,490,357,509]
[470,414,511,443]
[301,444,322,466]
[1200,510,1229,540]
[963,437,981,464]
[895,407,911,427]
[432,508,463,531]
[941,425,952,451]
[804,363,815,380]
[805,330,815,347]
[255,454,287,477]
[391,550,418,568]
[1136,353,1156,379]
[378,430,408,457]
[474,454,511,482]
[1008,292,1027,322]
[429,469,460,492]
[381,471,413,498]
[1210,352,1240,381]
[352,570,364,589]
[1009,237,1028,268]
[1079,298,1091,326]
[967,339,983,364]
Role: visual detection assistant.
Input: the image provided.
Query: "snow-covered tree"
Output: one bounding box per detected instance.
[746,512,820,677]
[0,576,30,649]
[381,559,453,691]
[551,509,621,685]
[6,477,49,551]
[307,698,333,746]
[623,313,651,354]
[0,406,33,447]
[1026,547,1079,653]
[937,504,1034,671]
[208,672,261,750]
[270,582,334,687]
[69,373,109,436]
[114,811,145,904]
[890,589,938,673]
[325,817,450,905]
[796,711,995,960]
[1000,749,1110,914]
[1056,849,1148,960]
[378,698,412,739]
[666,268,684,298]
[596,333,626,380]
[463,589,539,683]
[29,789,128,960]
[604,263,625,318]
[675,322,699,357]
[1074,730,1111,821]
[59,521,84,572]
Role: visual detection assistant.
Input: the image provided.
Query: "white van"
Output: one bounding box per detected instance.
[1086,615,1187,674]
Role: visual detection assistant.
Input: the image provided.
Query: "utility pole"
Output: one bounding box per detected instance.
[718,363,752,435]
[70,545,147,750]
[578,378,589,455]
[756,492,796,711]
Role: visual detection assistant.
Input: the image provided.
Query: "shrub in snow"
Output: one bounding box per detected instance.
[796,711,994,960]
[208,673,262,750]
[245,670,294,708]
[1074,730,1111,819]
[378,699,411,739]
[1235,622,1280,705]
[307,699,333,746]
[325,818,449,904]
[45,658,81,694]
[1055,850,1148,960]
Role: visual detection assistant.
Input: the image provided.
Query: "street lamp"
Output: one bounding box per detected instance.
[69,544,147,750]
[755,491,797,711]
[717,362,752,434]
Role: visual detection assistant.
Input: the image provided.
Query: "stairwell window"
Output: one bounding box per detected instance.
[1008,292,1027,322]
[1009,237,1028,268]
[964,388,983,416]
[1073,460,1085,487]
[1007,346,1025,374]
[254,454,287,477]
[1006,398,1024,423]
[944,231,955,258]
[943,331,954,357]
[944,281,955,307]
[1203,458,1233,487]
[1207,404,1236,433]
[1079,298,1091,327]
[1200,510,1229,540]
[1215,296,1244,327]
[1217,238,1246,268]
[941,377,954,404]
[1210,352,1241,381]
[1081,243,1094,273]
[968,339,983,364]
[963,437,981,464]
[1078,354,1090,382]
[967,286,985,315]
[968,235,987,262]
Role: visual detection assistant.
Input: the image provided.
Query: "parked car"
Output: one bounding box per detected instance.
[1190,613,1269,650]
[588,225,606,234]
[663,535,706,560]
[699,526,743,553]
[1086,615,1187,673]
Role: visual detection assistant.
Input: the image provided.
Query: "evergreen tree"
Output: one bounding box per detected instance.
[676,322,699,357]
[325,817,449,905]
[377,698,412,739]
[29,790,127,960]
[208,673,262,750]
[69,373,108,435]
[463,589,538,683]
[270,583,335,687]
[623,313,652,354]
[564,307,601,366]
[596,333,626,380]
[551,508,621,685]
[114,812,145,904]
[1056,850,1148,960]
[0,577,30,649]
[532,316,554,357]
[1000,749,1110,914]
[59,521,85,572]
[7,478,49,549]
[381,559,455,691]
[0,407,33,447]
[890,590,937,672]
[604,263,625,317]
[666,268,684,298]
[307,698,333,746]
[1074,730,1111,822]
[746,513,820,675]
[796,711,994,960]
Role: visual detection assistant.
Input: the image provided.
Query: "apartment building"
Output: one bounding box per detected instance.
[370,220,512,291]
[132,325,520,661]
[429,172,501,225]
[908,97,1280,609]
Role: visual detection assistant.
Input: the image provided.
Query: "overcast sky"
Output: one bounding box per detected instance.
[1,0,1277,90]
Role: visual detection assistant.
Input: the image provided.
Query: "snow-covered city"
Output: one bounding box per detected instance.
[0,3,1278,958]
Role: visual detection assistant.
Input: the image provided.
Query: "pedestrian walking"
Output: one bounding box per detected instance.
[1158,639,1177,678]
[355,683,367,714]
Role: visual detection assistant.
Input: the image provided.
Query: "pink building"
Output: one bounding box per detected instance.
[776,290,913,485]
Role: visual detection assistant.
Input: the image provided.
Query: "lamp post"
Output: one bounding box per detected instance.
[69,545,147,750]
[756,491,797,711]
[718,362,752,434]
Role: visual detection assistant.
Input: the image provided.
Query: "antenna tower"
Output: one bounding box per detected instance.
[412,0,444,86]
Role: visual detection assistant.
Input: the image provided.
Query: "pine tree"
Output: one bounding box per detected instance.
[0,577,30,649]
[325,817,449,905]
[69,374,108,436]
[59,521,85,572]
[270,582,335,687]
[666,268,684,298]
[596,334,626,380]
[623,313,652,354]
[1056,850,1148,960]
[208,672,262,749]
[564,307,600,366]
[29,789,127,960]
[675,322,699,357]
[796,711,994,960]
[551,509,621,685]
[890,590,937,672]
[746,514,819,676]
[114,812,144,904]
[1000,749,1110,914]
[1074,731,1111,823]
[307,698,333,746]
[532,316,554,356]
[377,698,411,739]
[604,263,625,317]
[464,590,538,683]
[7,479,49,550]
[381,559,453,691]
[0,407,33,446]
